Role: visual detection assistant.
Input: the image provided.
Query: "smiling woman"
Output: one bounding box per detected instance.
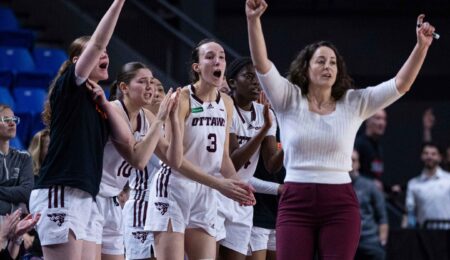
[246,0,437,259]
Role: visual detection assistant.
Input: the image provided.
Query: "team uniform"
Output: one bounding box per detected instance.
[30,64,109,246]
[216,101,277,255]
[145,85,227,236]
[85,100,149,255]
[123,154,161,259]
[248,150,286,254]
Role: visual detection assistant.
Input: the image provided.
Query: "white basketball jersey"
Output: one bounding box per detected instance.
[230,101,277,181]
[173,85,228,179]
[99,100,150,197]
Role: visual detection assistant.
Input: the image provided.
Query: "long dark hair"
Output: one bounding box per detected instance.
[109,62,149,101]
[189,38,221,83]
[287,41,354,101]
[42,36,91,126]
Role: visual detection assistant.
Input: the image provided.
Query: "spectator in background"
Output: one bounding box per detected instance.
[145,77,166,114]
[351,150,388,260]
[422,108,434,143]
[421,107,450,172]
[443,146,450,172]
[354,110,387,190]
[0,104,34,220]
[404,142,450,229]
[28,129,50,179]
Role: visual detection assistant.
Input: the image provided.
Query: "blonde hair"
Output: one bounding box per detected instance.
[28,128,50,176]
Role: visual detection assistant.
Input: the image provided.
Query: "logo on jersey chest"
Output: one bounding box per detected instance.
[192,117,225,126]
[192,107,204,113]
[247,124,262,130]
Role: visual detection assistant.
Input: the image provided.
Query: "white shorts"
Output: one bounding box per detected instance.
[248,226,276,253]
[216,192,253,255]
[145,169,217,237]
[85,195,124,255]
[29,186,95,246]
[123,195,155,259]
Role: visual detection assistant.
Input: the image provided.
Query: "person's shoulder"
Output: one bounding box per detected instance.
[339,87,364,108]
[407,175,422,186]
[9,148,31,159]
[355,134,370,146]
[56,63,76,83]
[220,91,233,105]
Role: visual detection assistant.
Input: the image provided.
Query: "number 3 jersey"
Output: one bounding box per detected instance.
[175,85,228,180]
[230,101,277,182]
[99,100,151,197]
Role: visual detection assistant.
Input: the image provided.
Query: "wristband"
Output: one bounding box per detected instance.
[14,236,23,246]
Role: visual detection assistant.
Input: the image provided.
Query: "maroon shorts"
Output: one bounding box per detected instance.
[277,182,361,260]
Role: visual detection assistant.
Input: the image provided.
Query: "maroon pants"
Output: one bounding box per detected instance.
[276,182,361,260]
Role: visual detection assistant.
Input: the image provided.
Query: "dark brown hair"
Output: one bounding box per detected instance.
[109,62,149,101]
[42,36,91,126]
[287,41,354,101]
[189,38,221,83]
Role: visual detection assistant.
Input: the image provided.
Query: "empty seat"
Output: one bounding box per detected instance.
[13,87,47,114]
[0,86,15,109]
[0,7,19,30]
[9,137,25,150]
[15,71,52,90]
[0,29,35,49]
[0,70,13,88]
[14,111,32,148]
[33,47,67,75]
[0,47,35,73]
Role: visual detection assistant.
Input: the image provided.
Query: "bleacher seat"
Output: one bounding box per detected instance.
[14,112,32,148]
[0,29,35,49]
[0,47,35,73]
[15,71,52,90]
[13,88,47,146]
[0,7,19,30]
[33,47,67,75]
[13,87,47,114]
[10,137,25,150]
[31,114,45,137]
[0,70,13,88]
[0,86,15,109]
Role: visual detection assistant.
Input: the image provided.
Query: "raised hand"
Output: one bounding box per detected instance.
[257,91,270,108]
[155,88,174,122]
[245,0,268,20]
[416,14,436,48]
[169,88,181,121]
[262,103,273,129]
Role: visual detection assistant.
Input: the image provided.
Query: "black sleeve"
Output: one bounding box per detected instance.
[0,248,13,260]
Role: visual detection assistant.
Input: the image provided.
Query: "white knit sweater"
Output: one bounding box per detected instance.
[257,63,403,184]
